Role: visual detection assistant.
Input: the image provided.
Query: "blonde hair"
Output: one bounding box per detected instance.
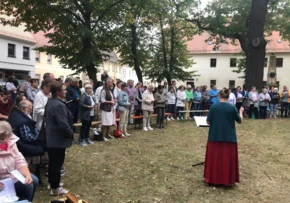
[0,121,12,141]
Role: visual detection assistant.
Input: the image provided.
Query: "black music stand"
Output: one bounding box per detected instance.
[192,117,209,167]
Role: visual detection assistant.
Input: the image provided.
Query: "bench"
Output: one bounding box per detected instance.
[73,119,120,127]
[131,113,171,129]
[25,154,49,185]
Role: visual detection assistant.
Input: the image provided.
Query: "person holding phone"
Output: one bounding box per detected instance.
[154,85,167,129]
[204,88,244,187]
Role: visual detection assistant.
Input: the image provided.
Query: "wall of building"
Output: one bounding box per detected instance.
[0,36,35,84]
[35,52,79,82]
[174,52,290,89]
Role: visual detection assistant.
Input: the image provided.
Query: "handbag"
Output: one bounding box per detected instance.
[66,193,88,203]
[113,130,123,139]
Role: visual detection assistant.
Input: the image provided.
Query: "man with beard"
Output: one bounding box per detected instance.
[8,100,44,157]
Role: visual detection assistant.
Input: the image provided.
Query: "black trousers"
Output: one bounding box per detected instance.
[281,102,289,118]
[47,148,66,189]
[80,116,93,140]
[69,106,79,124]
[236,102,243,111]
[249,104,259,119]
[259,106,267,119]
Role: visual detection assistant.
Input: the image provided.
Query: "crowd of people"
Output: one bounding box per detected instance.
[0,71,290,201]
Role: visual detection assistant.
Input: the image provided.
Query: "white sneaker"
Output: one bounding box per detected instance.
[50,187,68,196]
[148,126,153,131]
[189,117,192,120]
[104,137,109,142]
[48,183,64,190]
[274,116,277,119]
[143,127,148,131]
[181,117,184,120]
[171,117,175,121]
[177,117,180,120]
[167,117,171,121]
[93,129,99,135]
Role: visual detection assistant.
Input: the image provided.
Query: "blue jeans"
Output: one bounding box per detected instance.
[156,107,165,126]
[15,174,38,202]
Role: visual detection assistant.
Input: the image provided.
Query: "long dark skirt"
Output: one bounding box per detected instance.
[204,141,239,186]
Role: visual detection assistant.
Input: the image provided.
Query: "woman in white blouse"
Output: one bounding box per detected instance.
[227,88,236,106]
[176,85,187,120]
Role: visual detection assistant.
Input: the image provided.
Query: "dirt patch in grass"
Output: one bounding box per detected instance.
[34,119,290,203]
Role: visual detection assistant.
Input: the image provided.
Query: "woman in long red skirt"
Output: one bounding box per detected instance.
[204,88,244,186]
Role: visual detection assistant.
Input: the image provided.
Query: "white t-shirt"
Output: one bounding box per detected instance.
[6,82,16,93]
[227,93,236,105]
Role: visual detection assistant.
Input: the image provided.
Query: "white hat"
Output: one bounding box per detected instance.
[187,85,192,89]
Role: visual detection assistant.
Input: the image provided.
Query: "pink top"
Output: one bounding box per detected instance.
[0,134,28,183]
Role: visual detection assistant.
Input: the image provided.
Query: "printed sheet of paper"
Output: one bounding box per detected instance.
[0,178,19,203]
[10,170,25,184]
[194,116,209,127]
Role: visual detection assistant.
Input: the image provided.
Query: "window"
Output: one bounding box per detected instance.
[210,58,217,67]
[23,47,30,59]
[230,58,237,67]
[210,80,216,86]
[276,58,283,67]
[8,44,16,57]
[229,80,235,89]
[47,54,52,64]
[264,58,268,68]
[35,52,40,62]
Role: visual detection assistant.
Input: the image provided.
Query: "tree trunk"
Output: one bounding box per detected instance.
[169,26,175,77]
[131,23,143,83]
[166,77,172,86]
[159,15,169,81]
[245,0,269,91]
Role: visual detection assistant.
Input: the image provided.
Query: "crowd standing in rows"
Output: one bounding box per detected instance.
[0,70,290,201]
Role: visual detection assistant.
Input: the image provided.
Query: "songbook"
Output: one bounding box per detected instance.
[194,116,209,127]
[0,178,19,203]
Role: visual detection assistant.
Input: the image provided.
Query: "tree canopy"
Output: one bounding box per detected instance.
[0,0,125,82]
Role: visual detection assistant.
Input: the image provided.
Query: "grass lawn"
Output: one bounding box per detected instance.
[34,119,290,203]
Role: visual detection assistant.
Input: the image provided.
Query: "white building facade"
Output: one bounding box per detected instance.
[176,31,290,89]
[0,22,36,85]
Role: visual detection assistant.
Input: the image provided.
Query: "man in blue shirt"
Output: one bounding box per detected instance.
[209,85,219,104]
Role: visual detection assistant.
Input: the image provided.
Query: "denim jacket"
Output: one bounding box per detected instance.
[118,90,131,112]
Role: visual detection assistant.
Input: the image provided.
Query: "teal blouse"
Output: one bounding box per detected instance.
[206,102,241,143]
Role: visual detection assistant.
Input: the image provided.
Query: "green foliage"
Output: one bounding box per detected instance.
[0,0,125,81]
[188,0,289,52]
[142,0,199,83]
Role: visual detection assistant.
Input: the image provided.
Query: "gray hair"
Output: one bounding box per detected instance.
[0,121,12,141]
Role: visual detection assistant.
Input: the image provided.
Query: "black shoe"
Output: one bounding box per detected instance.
[161,126,165,129]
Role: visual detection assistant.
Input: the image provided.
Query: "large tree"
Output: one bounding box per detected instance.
[187,0,287,90]
[116,0,157,83]
[0,0,125,83]
[143,0,199,84]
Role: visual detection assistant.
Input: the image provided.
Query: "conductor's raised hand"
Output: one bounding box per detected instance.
[239,107,244,113]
